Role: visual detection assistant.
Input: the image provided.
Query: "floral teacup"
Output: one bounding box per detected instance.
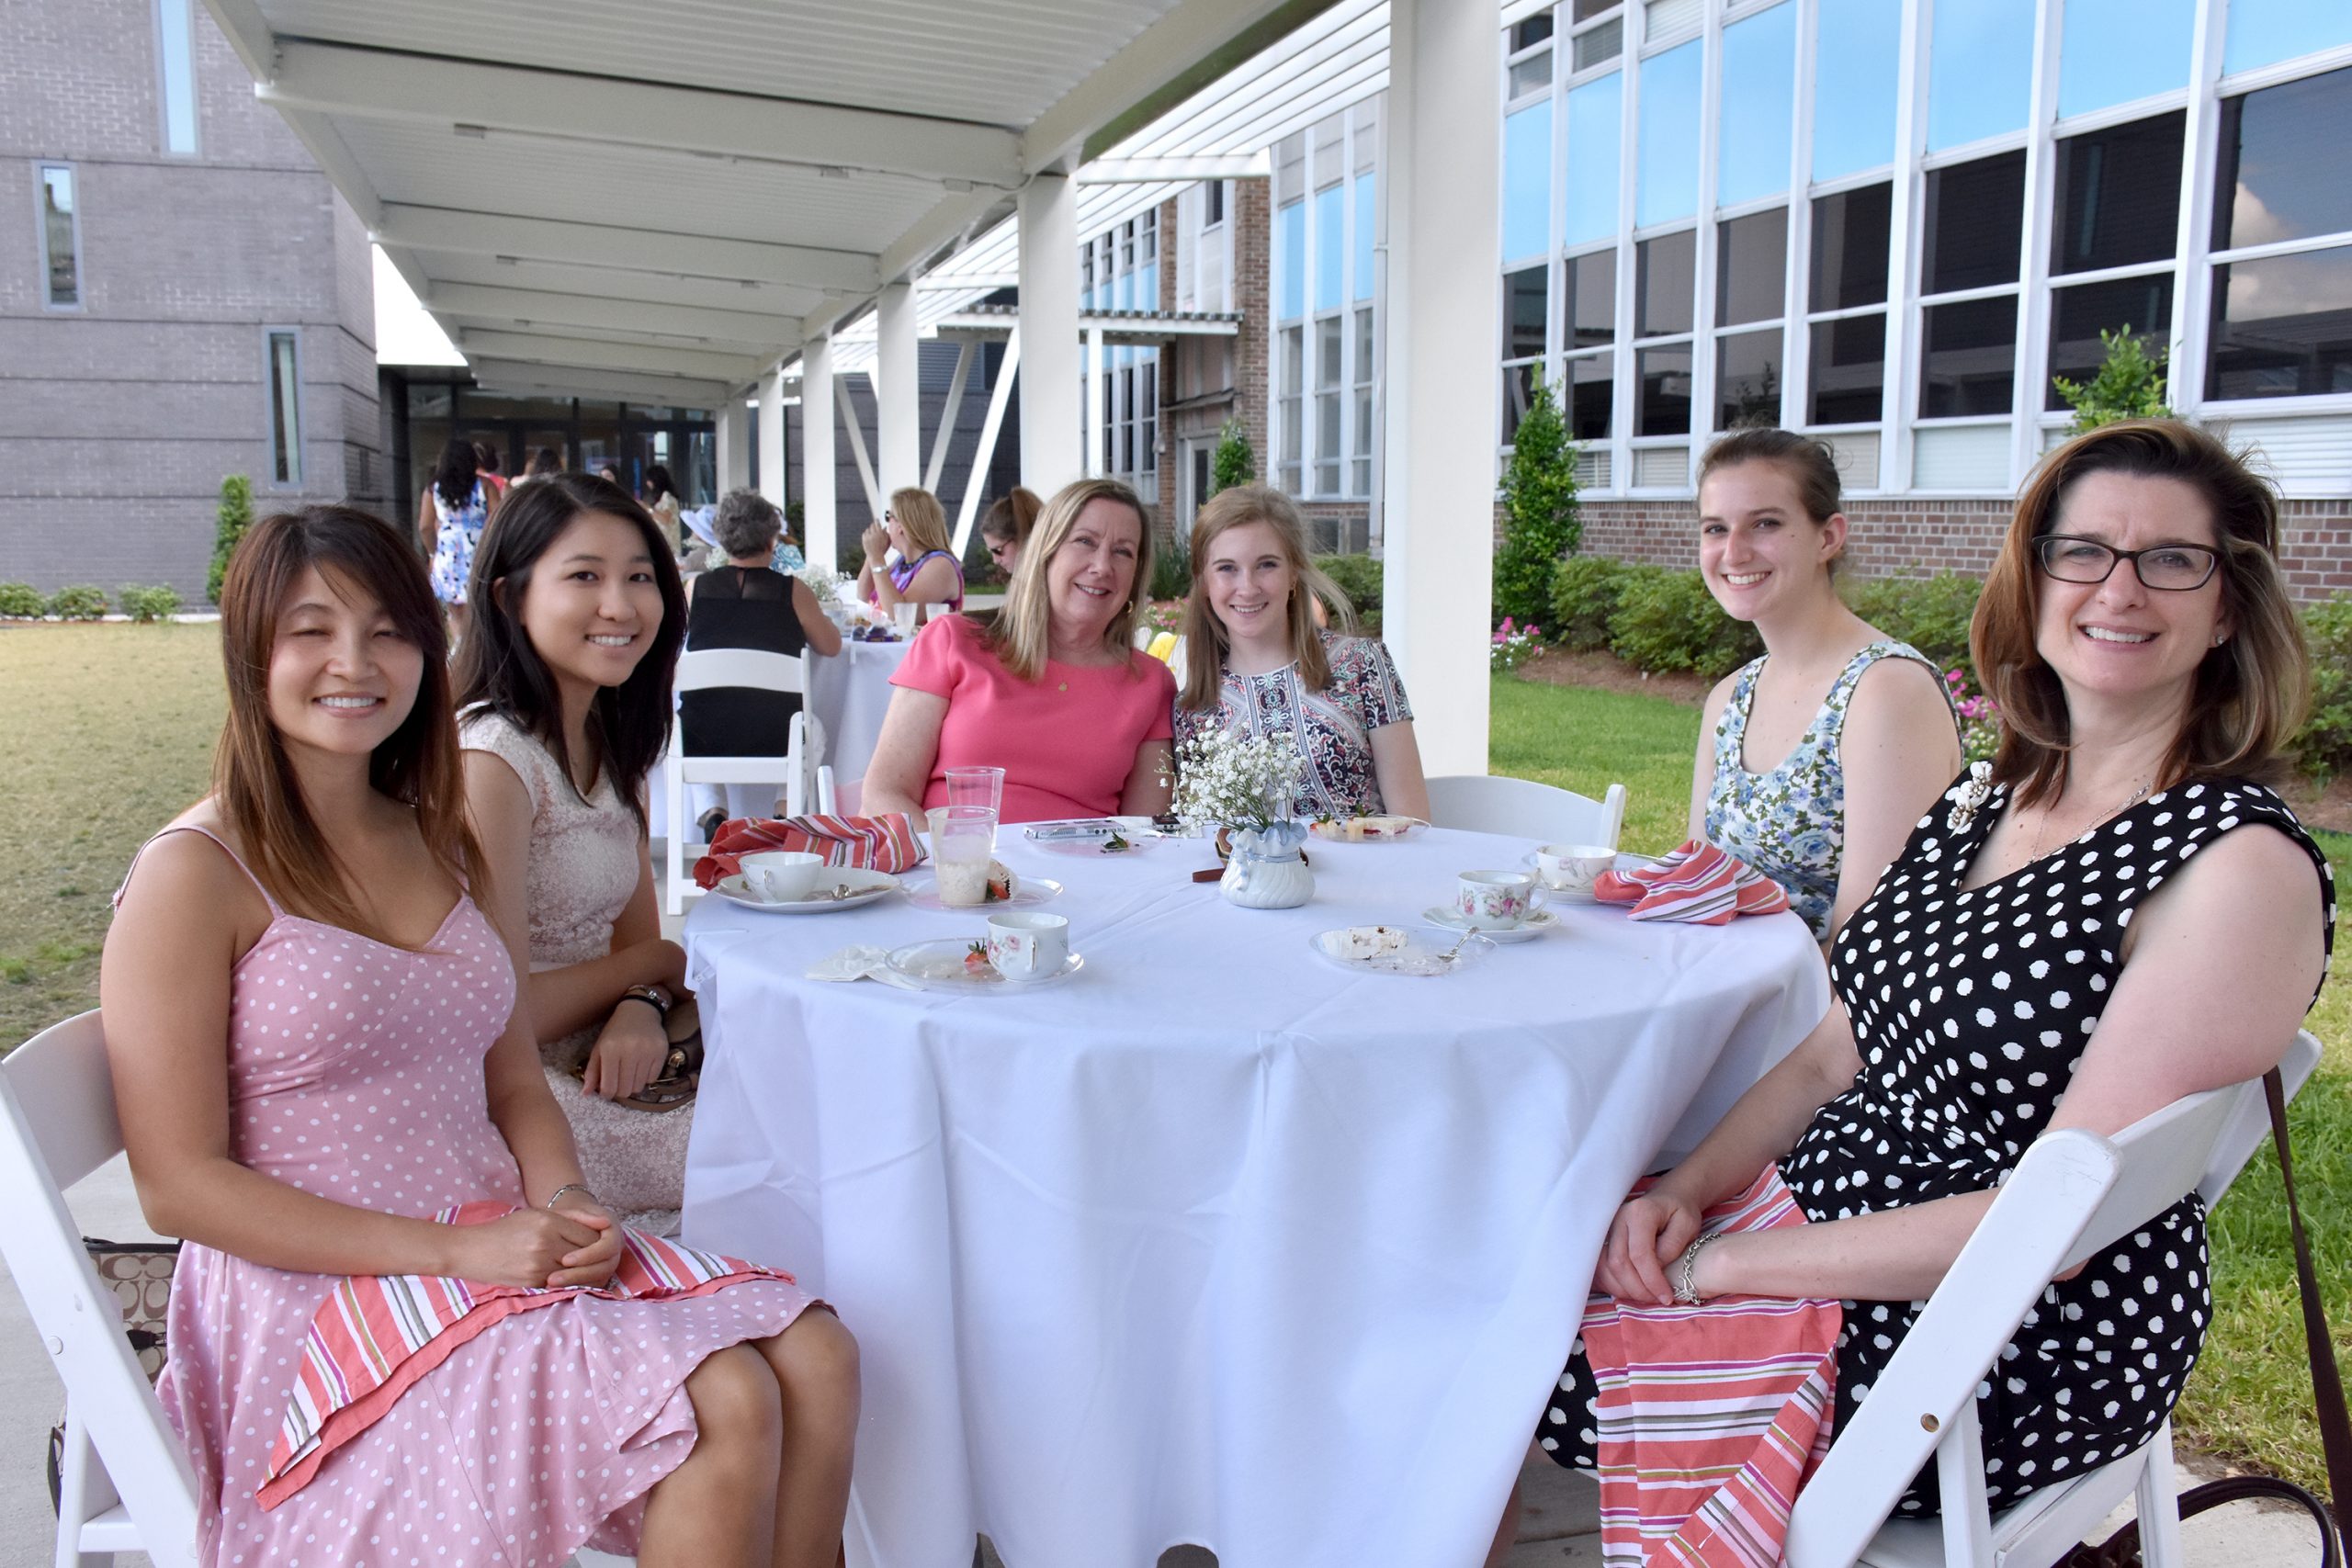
[1454,870,1545,929]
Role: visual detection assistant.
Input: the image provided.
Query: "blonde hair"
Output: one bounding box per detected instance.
[986,478,1156,682]
[888,487,952,558]
[1180,485,1353,710]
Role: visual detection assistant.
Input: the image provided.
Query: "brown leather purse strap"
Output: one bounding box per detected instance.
[2265,1065,2352,1535]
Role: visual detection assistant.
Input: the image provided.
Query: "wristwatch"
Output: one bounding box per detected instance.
[619,984,672,1020]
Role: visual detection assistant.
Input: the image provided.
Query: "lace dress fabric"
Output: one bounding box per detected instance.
[1170,630,1414,818]
[459,708,690,1232]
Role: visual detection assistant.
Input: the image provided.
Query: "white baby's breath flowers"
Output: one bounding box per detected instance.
[1170,729,1306,834]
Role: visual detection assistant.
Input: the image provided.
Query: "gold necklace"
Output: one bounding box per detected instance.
[2027,774,2153,863]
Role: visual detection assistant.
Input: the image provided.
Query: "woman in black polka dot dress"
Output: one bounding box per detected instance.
[1506,422,2335,1547]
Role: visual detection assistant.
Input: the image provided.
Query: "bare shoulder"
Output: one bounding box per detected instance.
[1848,651,1952,716]
[1699,670,1739,727]
[2153,818,2324,927]
[109,812,268,950]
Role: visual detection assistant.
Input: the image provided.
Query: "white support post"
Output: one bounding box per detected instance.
[952,331,1023,557]
[718,394,751,495]
[1018,173,1082,491]
[841,382,884,521]
[876,280,921,497]
[1382,0,1499,778]
[1880,0,1930,493]
[757,369,786,515]
[1085,326,1108,479]
[927,340,975,494]
[801,337,837,570]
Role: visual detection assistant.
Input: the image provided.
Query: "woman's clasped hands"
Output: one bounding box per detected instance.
[446,1196,624,1291]
[1595,1186,1706,1306]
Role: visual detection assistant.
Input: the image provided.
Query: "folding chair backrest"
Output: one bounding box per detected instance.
[0,1010,201,1567]
[2199,1030,2319,1207]
[674,647,805,695]
[1425,774,1627,848]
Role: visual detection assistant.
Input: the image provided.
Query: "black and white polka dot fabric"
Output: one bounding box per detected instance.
[1782,773,2335,1517]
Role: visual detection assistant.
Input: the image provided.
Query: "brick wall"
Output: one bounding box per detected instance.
[0,0,383,601]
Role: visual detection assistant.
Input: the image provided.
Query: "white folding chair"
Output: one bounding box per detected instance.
[1425,774,1628,847]
[0,1010,200,1568]
[814,769,862,817]
[1786,1031,2325,1568]
[662,648,820,915]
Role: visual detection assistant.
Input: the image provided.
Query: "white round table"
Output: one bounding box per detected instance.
[680,826,1828,1568]
[805,637,913,791]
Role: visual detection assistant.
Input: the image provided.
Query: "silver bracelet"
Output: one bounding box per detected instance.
[1672,1234,1724,1305]
[545,1182,595,1211]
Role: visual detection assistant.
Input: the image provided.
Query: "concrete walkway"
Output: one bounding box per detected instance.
[0,1156,2329,1567]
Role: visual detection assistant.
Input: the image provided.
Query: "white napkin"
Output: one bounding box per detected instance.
[808,944,922,989]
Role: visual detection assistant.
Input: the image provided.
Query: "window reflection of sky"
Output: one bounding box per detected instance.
[1928,0,2033,151]
[1637,41,1702,227]
[2059,0,2193,118]
[1565,73,1623,249]
[2223,0,2352,76]
[1717,3,1795,208]
[2222,69,2352,249]
[1813,0,1900,180]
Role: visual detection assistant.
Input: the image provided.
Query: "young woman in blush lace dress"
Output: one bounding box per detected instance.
[101,505,855,1568]
[455,474,700,1232]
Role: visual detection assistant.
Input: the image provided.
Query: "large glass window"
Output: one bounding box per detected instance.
[1636,41,1703,226]
[1812,0,1901,181]
[1924,152,2027,294]
[2209,247,2352,399]
[155,0,198,155]
[1278,200,1306,319]
[1717,4,1796,208]
[1921,296,2020,415]
[1565,73,1623,248]
[1316,316,1343,494]
[38,164,81,310]
[1504,102,1555,262]
[1278,326,1303,491]
[1717,208,1788,326]
[2052,113,2184,275]
[2212,67,2352,251]
[1352,306,1374,495]
[1353,173,1374,300]
[2048,275,2175,408]
[1570,0,1625,71]
[1635,230,1695,337]
[2059,0,2193,118]
[1510,25,1554,99]
[1805,184,1889,428]
[1502,362,1539,445]
[266,330,302,487]
[1717,329,1783,429]
[1508,265,1549,360]
[1636,344,1693,435]
[1927,0,2034,151]
[1567,351,1615,443]
[1810,314,1887,423]
[1566,250,1616,347]
[1314,184,1345,311]
[2222,0,2352,76]
[1809,183,1892,311]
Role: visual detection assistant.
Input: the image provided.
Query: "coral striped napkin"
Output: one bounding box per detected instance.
[1592,841,1792,925]
[694,812,922,888]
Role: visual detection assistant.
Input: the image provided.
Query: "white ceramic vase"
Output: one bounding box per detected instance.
[1218,821,1314,909]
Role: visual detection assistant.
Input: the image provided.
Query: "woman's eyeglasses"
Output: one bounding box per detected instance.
[2033,535,2220,592]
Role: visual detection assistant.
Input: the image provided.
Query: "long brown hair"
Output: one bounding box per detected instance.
[212,505,481,944]
[985,477,1157,682]
[1972,419,2311,807]
[1179,484,1353,709]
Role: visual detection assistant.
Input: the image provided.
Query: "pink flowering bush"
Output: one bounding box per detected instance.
[1945,668,2000,764]
[1492,617,1544,673]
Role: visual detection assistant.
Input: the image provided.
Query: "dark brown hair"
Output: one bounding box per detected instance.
[212,505,481,943]
[1697,428,1843,525]
[453,473,688,821]
[1972,419,2310,807]
[981,486,1043,546]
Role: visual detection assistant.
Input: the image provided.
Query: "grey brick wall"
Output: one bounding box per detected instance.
[0,0,382,602]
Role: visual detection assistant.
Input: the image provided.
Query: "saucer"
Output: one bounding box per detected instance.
[903,875,1064,911]
[1307,814,1430,842]
[712,868,900,913]
[884,937,1087,992]
[1308,927,1489,976]
[1421,906,1556,942]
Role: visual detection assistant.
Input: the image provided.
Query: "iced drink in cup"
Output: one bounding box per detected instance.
[933,805,998,907]
[892,601,919,638]
[944,766,1005,815]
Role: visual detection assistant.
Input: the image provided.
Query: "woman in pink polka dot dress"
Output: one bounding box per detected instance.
[99,505,857,1568]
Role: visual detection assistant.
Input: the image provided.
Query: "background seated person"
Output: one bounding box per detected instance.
[855,486,963,619]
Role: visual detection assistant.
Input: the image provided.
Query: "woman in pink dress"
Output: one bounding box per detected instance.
[99,504,857,1568]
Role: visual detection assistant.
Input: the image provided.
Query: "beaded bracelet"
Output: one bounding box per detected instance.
[545,1182,596,1211]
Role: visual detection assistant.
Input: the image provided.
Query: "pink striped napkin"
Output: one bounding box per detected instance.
[1592,840,1792,925]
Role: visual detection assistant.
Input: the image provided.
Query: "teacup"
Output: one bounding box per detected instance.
[1454,869,1545,930]
[740,849,822,904]
[986,911,1070,981]
[1535,842,1618,897]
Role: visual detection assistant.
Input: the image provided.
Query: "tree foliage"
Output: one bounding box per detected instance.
[2052,326,2174,434]
[1209,417,1256,496]
[1493,375,1581,627]
[208,474,254,605]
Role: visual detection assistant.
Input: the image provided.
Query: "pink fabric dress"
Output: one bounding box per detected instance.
[133,826,819,1567]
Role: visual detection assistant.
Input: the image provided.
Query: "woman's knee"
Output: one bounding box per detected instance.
[686,1343,786,1461]
[763,1308,861,1410]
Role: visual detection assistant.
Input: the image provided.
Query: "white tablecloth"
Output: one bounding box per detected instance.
[805,638,913,791]
[680,827,1828,1568]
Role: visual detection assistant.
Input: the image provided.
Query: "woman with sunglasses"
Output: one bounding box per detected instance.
[856,486,963,618]
[979,486,1042,582]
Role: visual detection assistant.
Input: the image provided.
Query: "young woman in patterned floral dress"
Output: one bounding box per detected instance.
[1688,429,1962,943]
[1174,484,1430,821]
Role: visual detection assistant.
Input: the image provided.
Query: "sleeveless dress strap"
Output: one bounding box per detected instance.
[1713,655,1768,773]
[1816,639,1959,747]
[114,823,285,917]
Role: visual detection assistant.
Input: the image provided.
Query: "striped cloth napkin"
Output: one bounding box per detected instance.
[694,812,922,888]
[1591,840,1792,925]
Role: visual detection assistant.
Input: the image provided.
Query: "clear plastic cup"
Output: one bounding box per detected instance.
[944,766,1006,815]
[892,601,919,638]
[933,805,998,907]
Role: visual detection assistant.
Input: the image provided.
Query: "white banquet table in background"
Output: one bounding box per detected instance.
[804,637,912,791]
[680,826,1828,1568]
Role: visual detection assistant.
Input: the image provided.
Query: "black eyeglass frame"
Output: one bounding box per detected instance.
[2031,533,2222,592]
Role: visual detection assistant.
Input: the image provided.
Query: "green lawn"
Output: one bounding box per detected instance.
[0,634,2340,1492]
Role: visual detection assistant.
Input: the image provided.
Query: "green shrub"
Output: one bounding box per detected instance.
[119,584,183,623]
[1608,566,1761,679]
[2297,594,2352,778]
[1842,570,1984,680]
[2052,326,2173,434]
[46,586,107,621]
[1494,376,1581,626]
[1549,555,1634,651]
[208,475,254,605]
[1210,417,1256,496]
[1148,522,1193,603]
[0,581,43,618]
[1313,552,1383,622]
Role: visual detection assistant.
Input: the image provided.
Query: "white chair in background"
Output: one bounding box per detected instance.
[814,768,861,817]
[1425,774,1627,847]
[662,648,819,915]
[1785,1031,2324,1568]
[0,1010,200,1568]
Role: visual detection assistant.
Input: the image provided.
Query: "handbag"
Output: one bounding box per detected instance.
[47,1237,178,1513]
[570,994,704,1113]
[2059,1068,2348,1566]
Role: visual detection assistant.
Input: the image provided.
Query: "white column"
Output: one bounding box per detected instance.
[1085,325,1107,479]
[1018,172,1082,491]
[718,394,751,495]
[1381,0,1499,778]
[799,337,838,571]
[757,368,786,513]
[876,280,921,497]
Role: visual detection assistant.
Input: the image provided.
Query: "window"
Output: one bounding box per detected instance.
[1204,180,1225,228]
[1276,110,1380,497]
[1564,73,1623,248]
[1316,316,1343,494]
[2052,113,2184,275]
[1279,326,1304,491]
[1502,265,1549,444]
[1569,1,1624,71]
[1806,184,1892,425]
[1566,249,1616,348]
[1634,231,1695,435]
[1278,200,1306,319]
[1716,209,1788,431]
[2059,0,2193,118]
[1315,184,1345,311]
[2206,66,2352,402]
[37,164,81,310]
[1717,330,1783,429]
[1809,183,1892,312]
[266,330,301,487]
[1636,344,1693,436]
[1566,351,1615,443]
[1716,4,1796,209]
[1921,296,2019,415]
[2212,68,2352,251]
[2209,248,2352,399]
[1637,41,1703,226]
[1919,152,2026,416]
[2222,0,2352,76]
[1509,19,1553,100]
[1352,306,1374,495]
[1812,0,1901,181]
[1504,102,1555,261]
[1928,0,2034,151]
[2049,274,2174,407]
[1353,173,1374,300]
[1810,315,1887,424]
[155,0,198,155]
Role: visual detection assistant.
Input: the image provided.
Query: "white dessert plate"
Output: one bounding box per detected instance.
[902,875,1065,912]
[1308,927,1490,977]
[1420,906,1557,942]
[1307,815,1430,842]
[712,868,900,913]
[884,937,1088,992]
[1035,826,1161,858]
[1521,851,1659,902]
